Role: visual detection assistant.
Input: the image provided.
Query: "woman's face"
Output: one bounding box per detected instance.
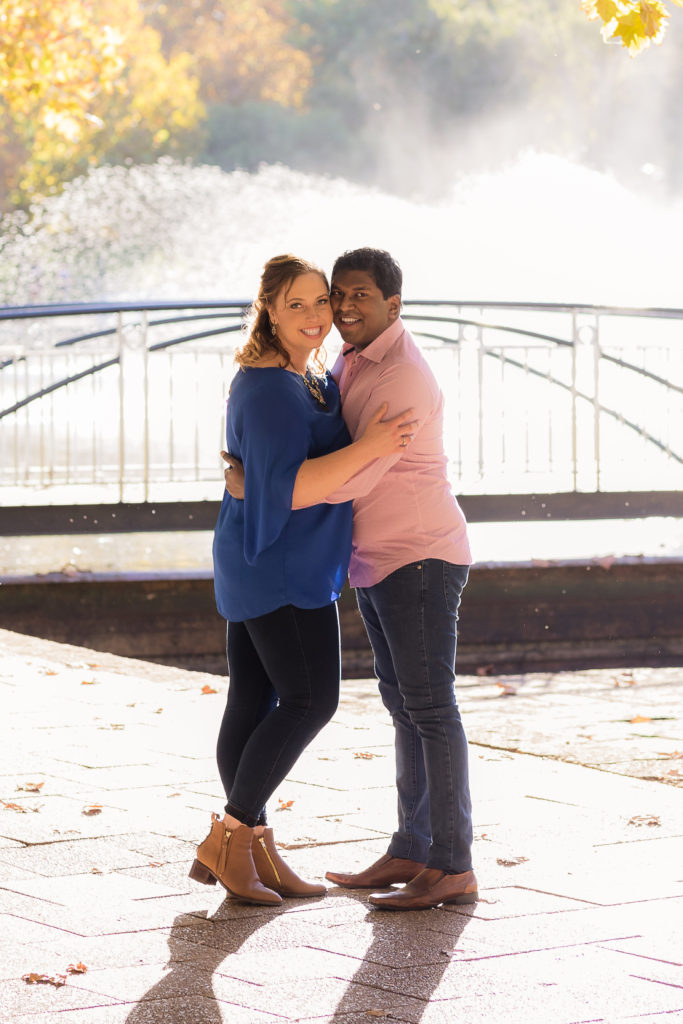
[269,272,333,363]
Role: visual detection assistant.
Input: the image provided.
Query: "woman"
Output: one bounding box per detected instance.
[189,255,415,906]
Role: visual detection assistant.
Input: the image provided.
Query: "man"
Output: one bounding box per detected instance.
[224,248,477,910]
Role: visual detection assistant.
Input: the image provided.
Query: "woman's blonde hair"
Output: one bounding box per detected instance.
[236,254,329,375]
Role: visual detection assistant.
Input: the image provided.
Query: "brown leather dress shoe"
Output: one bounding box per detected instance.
[368,867,478,910]
[325,852,426,889]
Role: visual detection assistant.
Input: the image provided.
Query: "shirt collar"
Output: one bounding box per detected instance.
[341,316,404,364]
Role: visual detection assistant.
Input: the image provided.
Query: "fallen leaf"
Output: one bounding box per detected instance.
[67,962,87,975]
[629,714,651,724]
[90,867,103,874]
[628,814,661,827]
[658,750,683,758]
[613,671,636,687]
[3,801,28,812]
[668,768,682,777]
[82,804,103,816]
[354,751,376,759]
[81,679,96,686]
[496,682,518,696]
[148,861,164,867]
[86,662,100,668]
[201,684,218,694]
[167,792,181,798]
[41,669,58,676]
[23,972,66,987]
[154,708,164,714]
[496,856,529,867]
[17,781,44,793]
[276,798,294,811]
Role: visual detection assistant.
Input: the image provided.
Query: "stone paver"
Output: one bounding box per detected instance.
[1,627,682,1024]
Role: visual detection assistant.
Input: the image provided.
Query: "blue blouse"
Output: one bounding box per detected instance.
[212,367,354,622]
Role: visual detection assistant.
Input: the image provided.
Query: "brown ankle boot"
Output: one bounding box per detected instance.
[189,814,282,906]
[252,827,326,897]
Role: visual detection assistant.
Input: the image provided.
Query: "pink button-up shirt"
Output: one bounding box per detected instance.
[327,317,471,588]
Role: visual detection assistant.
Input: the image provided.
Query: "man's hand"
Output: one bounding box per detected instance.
[221,450,245,499]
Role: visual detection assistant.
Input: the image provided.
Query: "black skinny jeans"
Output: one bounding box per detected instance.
[217,602,341,827]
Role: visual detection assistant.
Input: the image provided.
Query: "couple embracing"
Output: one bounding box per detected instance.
[189,247,477,912]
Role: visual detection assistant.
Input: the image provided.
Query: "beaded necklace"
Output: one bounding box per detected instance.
[301,370,327,408]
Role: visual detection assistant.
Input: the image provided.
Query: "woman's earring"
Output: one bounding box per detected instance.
[271,322,277,336]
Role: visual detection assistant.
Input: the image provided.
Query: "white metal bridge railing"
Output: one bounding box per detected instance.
[0,299,681,505]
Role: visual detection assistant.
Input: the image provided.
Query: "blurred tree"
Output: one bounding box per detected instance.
[142,0,312,107]
[0,0,203,208]
[581,0,682,55]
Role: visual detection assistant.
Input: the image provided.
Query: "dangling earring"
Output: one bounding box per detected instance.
[271,321,277,336]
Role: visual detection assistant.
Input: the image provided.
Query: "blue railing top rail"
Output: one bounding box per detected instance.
[2,299,683,321]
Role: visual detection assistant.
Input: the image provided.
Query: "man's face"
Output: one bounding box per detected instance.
[330,269,400,350]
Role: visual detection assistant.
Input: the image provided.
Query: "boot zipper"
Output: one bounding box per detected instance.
[258,836,281,886]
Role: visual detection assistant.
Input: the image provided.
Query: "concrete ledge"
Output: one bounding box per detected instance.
[2,558,681,674]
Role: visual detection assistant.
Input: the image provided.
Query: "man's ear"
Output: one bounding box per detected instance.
[387,294,401,321]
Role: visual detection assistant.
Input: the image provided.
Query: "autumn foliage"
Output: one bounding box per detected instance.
[581,0,683,54]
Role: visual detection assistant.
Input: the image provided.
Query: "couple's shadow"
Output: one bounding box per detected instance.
[324,887,475,1020]
[124,891,473,1023]
[123,901,274,1024]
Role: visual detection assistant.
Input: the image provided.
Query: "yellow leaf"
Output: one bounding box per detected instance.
[609,8,650,53]
[639,0,669,38]
[630,714,651,723]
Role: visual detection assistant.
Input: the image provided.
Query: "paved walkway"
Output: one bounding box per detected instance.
[1,627,681,1024]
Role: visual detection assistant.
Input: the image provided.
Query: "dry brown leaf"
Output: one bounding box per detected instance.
[82,804,103,816]
[354,751,376,759]
[659,750,683,758]
[276,798,294,811]
[667,768,682,777]
[3,800,28,812]
[201,684,218,694]
[41,669,58,676]
[81,679,96,686]
[628,814,661,827]
[17,781,44,793]
[86,662,100,668]
[90,867,103,874]
[154,708,164,714]
[67,962,87,974]
[496,682,518,696]
[496,856,529,866]
[23,972,66,987]
[630,714,651,724]
[148,861,164,867]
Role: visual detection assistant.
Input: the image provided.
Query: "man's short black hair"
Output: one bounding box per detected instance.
[331,247,402,300]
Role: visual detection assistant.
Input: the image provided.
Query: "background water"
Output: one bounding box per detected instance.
[2,153,682,311]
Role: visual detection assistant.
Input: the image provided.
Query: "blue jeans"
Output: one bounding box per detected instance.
[356,560,472,874]
[217,603,340,827]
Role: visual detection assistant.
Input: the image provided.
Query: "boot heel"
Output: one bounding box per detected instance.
[446,891,478,905]
[189,858,216,885]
